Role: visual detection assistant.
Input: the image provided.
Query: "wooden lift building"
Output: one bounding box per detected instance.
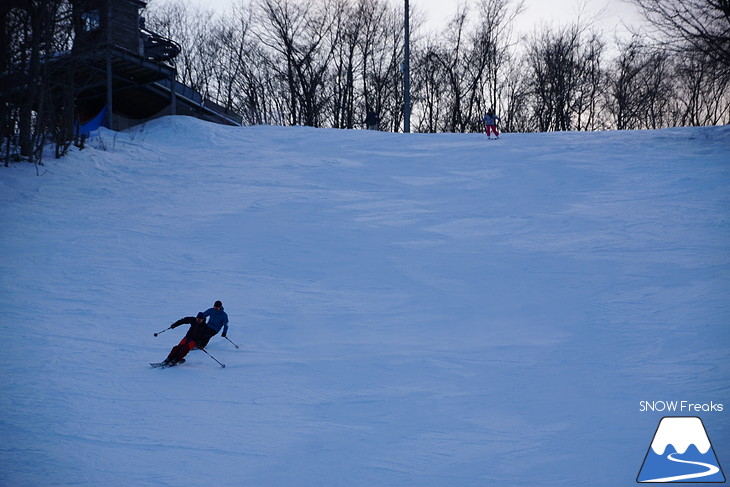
[72,0,241,131]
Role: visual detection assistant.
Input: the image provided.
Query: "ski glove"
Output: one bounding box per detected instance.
[221,332,227,338]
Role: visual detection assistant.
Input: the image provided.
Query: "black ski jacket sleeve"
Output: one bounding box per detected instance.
[171,316,197,329]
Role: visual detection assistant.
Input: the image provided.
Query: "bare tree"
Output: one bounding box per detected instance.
[360,0,406,132]
[1,0,74,164]
[473,0,524,124]
[328,0,362,129]
[607,39,677,129]
[412,36,447,132]
[674,50,730,125]
[499,57,531,132]
[609,39,645,130]
[355,0,400,128]
[524,23,607,131]
[525,25,581,131]
[632,0,730,75]
[255,0,338,127]
[426,5,471,132]
[145,1,217,97]
[208,1,255,112]
[411,0,522,133]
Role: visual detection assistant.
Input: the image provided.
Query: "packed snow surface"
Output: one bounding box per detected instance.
[1,117,728,486]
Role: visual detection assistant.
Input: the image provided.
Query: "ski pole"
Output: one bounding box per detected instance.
[224,336,240,349]
[200,348,226,368]
[154,326,172,337]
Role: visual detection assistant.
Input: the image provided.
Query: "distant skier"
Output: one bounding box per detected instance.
[482,108,500,139]
[200,300,229,348]
[162,312,212,366]
[365,110,379,131]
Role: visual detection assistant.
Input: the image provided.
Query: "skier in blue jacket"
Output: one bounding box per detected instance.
[199,300,229,348]
[482,108,500,139]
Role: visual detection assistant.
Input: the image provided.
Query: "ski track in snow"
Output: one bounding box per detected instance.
[1,118,729,486]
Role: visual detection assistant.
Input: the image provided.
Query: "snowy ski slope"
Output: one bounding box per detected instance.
[1,117,728,486]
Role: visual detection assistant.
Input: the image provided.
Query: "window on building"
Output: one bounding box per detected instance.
[82,10,101,32]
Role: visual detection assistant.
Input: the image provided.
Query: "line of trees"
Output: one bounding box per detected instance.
[2,0,729,164]
[145,0,729,132]
[1,1,77,165]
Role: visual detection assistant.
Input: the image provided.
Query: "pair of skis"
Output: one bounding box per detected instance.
[150,347,226,369]
[151,328,239,369]
[149,359,185,369]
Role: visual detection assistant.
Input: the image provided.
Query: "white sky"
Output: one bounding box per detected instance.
[405,0,643,36]
[181,0,642,49]
[188,0,645,43]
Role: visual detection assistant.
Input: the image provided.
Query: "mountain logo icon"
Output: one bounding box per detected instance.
[637,416,726,483]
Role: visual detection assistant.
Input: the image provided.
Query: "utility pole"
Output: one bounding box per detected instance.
[106,1,114,130]
[403,0,411,133]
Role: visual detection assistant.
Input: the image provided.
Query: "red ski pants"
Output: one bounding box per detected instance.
[485,125,499,137]
[166,337,197,362]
